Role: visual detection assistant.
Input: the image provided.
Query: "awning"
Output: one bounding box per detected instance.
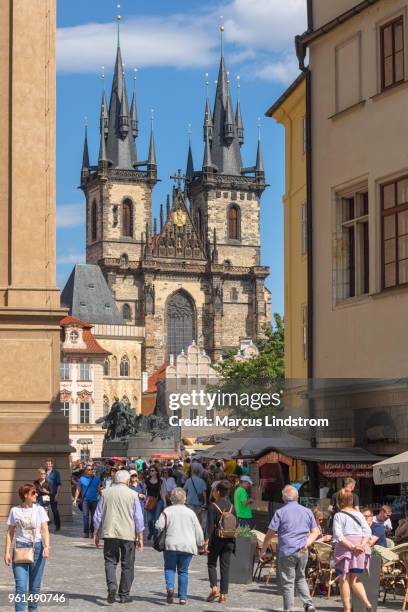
[373,451,408,485]
[277,447,383,463]
[197,429,310,459]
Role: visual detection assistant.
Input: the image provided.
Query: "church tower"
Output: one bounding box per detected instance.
[80,35,157,325]
[185,38,269,356]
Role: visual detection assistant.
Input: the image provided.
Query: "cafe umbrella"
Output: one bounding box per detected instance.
[373,450,408,485]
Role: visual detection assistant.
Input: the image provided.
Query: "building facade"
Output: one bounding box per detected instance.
[60,317,109,460]
[266,74,307,381]
[77,37,270,375]
[61,264,144,414]
[0,0,71,520]
[295,0,408,454]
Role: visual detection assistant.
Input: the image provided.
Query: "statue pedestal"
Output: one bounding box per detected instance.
[103,433,180,459]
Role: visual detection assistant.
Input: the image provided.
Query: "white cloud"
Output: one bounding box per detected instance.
[57,252,85,265]
[57,16,215,73]
[223,0,306,51]
[56,1,307,84]
[254,55,301,86]
[57,203,84,229]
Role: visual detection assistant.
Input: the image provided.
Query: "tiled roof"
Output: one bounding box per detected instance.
[61,317,110,356]
[146,362,168,393]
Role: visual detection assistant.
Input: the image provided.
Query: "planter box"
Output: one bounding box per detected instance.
[229,537,257,584]
[351,554,381,612]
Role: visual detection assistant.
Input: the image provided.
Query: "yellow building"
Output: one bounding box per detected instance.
[266,73,307,382]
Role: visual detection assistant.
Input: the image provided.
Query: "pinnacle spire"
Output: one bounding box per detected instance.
[100,90,109,137]
[186,139,194,178]
[255,133,264,174]
[235,99,244,146]
[130,68,138,139]
[99,124,109,164]
[202,130,214,171]
[81,125,90,170]
[203,74,213,142]
[224,83,234,143]
[148,113,157,166]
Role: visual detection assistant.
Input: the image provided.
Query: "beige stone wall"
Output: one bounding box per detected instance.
[86,179,152,264]
[310,0,408,377]
[93,324,143,413]
[312,0,363,30]
[0,0,71,520]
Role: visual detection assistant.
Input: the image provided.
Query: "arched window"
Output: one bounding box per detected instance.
[111,356,118,377]
[120,355,130,377]
[227,205,240,240]
[103,359,110,376]
[91,200,98,241]
[122,199,133,237]
[103,395,110,415]
[122,304,131,321]
[166,291,195,358]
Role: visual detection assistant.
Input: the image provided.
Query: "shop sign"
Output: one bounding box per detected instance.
[319,462,373,478]
[257,452,292,468]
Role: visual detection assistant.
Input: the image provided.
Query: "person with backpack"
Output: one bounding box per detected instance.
[204,480,237,604]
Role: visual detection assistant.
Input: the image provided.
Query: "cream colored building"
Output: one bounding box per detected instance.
[295,0,408,453]
[0,0,71,520]
[60,316,109,461]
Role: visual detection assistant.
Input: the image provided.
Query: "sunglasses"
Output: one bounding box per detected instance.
[30,491,38,496]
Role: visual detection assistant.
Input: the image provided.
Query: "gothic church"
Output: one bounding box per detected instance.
[69,37,270,375]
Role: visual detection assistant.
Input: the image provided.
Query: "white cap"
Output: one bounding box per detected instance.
[129,470,138,476]
[240,475,253,485]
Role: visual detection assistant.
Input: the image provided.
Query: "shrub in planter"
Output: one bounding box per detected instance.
[229,527,258,584]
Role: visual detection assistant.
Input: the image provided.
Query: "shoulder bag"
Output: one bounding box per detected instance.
[153,511,167,552]
[13,507,37,564]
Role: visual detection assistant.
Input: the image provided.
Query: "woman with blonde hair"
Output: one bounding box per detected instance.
[333,489,372,612]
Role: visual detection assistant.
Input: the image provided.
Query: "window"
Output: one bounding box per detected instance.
[381,176,408,288]
[61,402,70,418]
[60,363,70,381]
[103,359,109,377]
[120,356,130,377]
[381,17,404,90]
[122,199,133,237]
[80,448,90,462]
[227,205,240,240]
[230,287,238,302]
[80,402,90,424]
[91,200,97,241]
[69,330,79,343]
[166,291,195,358]
[189,407,198,420]
[123,304,131,321]
[120,253,128,264]
[79,363,91,381]
[207,408,215,421]
[301,204,307,255]
[335,190,369,300]
[302,304,308,362]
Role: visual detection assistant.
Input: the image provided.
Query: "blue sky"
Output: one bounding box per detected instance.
[56,0,307,316]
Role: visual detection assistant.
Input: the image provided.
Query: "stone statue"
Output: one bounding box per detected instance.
[153,379,167,417]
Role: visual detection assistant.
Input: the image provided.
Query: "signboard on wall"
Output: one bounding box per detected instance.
[319,463,373,478]
[257,452,292,468]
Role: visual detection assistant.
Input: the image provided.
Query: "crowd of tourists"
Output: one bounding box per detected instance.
[3,457,407,611]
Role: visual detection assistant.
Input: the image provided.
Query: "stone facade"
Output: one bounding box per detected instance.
[0,0,71,520]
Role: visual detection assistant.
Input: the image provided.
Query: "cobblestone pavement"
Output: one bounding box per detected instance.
[0,513,402,611]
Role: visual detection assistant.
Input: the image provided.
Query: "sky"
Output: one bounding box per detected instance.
[56,0,307,316]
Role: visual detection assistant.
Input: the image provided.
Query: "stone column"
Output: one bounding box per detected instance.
[0,0,72,520]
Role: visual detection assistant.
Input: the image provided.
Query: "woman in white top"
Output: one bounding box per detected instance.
[4,483,50,612]
[333,489,372,612]
[156,487,204,605]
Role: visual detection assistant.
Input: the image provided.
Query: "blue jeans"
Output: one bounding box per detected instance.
[12,542,46,612]
[146,499,163,537]
[82,499,97,535]
[163,550,192,600]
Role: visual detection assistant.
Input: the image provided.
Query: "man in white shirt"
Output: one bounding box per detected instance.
[373,505,393,534]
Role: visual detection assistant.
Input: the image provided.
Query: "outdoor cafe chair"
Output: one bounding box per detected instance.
[252,529,277,584]
[310,541,339,598]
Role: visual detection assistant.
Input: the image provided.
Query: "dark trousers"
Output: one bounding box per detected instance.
[103,538,136,597]
[82,500,97,535]
[50,499,60,530]
[207,538,234,595]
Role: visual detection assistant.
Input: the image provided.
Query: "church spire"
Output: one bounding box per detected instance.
[130,69,138,139]
[148,110,157,167]
[106,40,136,169]
[82,124,90,170]
[186,138,194,179]
[208,26,242,175]
[203,74,213,142]
[255,119,264,177]
[202,130,214,172]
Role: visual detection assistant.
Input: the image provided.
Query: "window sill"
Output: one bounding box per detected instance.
[333,294,370,309]
[371,284,408,299]
[328,100,366,121]
[370,79,408,102]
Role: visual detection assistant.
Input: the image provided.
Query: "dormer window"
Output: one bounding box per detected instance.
[69,330,79,343]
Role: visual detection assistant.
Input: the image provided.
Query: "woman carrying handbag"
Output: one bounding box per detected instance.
[144,465,166,540]
[4,483,50,612]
